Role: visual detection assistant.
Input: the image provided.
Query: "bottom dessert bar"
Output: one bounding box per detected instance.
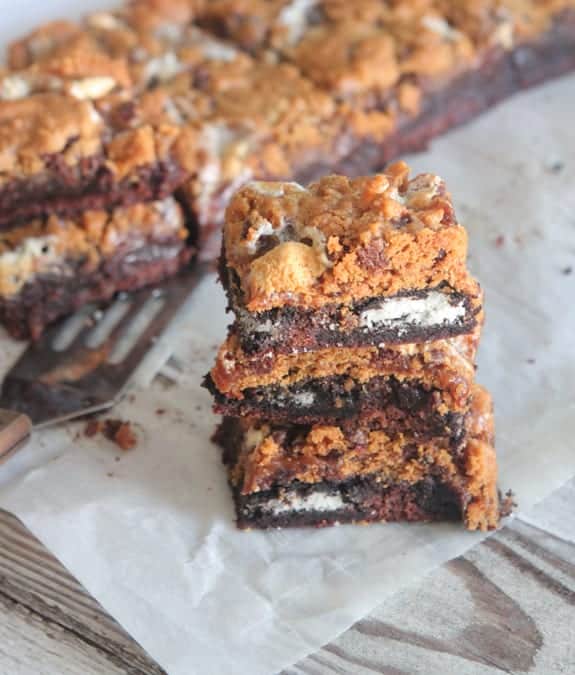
[0,198,193,340]
[215,386,499,532]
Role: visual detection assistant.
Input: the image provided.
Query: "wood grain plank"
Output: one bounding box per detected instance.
[292,517,575,675]
[1,507,575,674]
[0,510,164,675]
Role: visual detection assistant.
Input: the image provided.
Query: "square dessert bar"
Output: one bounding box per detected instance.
[0,198,192,340]
[0,93,186,227]
[206,329,479,446]
[220,164,483,355]
[215,385,499,532]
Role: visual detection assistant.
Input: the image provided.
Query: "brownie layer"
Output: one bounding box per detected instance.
[207,373,466,445]
[0,242,192,340]
[230,476,464,530]
[0,158,185,228]
[228,282,481,355]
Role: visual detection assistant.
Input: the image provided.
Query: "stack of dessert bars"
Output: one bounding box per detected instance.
[206,164,500,531]
[0,0,574,340]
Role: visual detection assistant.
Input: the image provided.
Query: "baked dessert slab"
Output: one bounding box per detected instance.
[207,326,479,441]
[0,93,186,227]
[215,384,499,531]
[0,198,192,340]
[220,165,482,354]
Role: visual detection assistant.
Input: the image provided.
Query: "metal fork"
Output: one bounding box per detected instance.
[0,264,209,464]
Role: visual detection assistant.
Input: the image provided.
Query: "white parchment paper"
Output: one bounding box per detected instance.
[0,5,574,672]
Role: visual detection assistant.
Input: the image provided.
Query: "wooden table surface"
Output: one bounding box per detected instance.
[0,479,574,674]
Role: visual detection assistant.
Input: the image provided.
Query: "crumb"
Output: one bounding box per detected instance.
[562,266,572,276]
[115,456,121,462]
[107,472,114,478]
[85,419,103,438]
[547,161,564,174]
[526,358,536,364]
[494,235,505,248]
[195,405,202,412]
[84,418,138,450]
[104,420,138,450]
[500,489,517,517]
[156,408,166,416]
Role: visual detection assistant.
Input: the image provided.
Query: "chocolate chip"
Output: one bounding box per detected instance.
[356,238,387,271]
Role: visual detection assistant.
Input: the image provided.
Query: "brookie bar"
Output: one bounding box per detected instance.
[220,165,482,355]
[207,328,478,432]
[215,384,499,532]
[0,197,192,340]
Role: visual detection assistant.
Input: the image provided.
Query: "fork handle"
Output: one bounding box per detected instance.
[0,410,32,465]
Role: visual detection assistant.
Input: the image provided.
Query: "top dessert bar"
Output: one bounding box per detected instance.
[221,163,482,353]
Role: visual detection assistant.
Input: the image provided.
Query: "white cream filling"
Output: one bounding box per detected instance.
[154,22,185,44]
[247,180,305,198]
[244,426,270,451]
[69,76,117,100]
[87,12,125,30]
[292,391,315,407]
[0,235,60,295]
[277,0,319,46]
[143,52,184,84]
[422,15,462,41]
[492,21,514,50]
[360,292,466,330]
[0,75,32,100]
[265,491,345,515]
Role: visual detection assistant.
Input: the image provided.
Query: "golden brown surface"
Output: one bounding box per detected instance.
[0,198,187,298]
[0,92,184,182]
[1,34,132,102]
[197,0,575,137]
[2,0,572,213]
[0,94,103,180]
[223,164,480,312]
[6,3,245,100]
[199,0,575,80]
[227,384,499,531]
[211,328,480,412]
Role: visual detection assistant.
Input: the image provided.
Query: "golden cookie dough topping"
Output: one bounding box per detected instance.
[223,163,475,311]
